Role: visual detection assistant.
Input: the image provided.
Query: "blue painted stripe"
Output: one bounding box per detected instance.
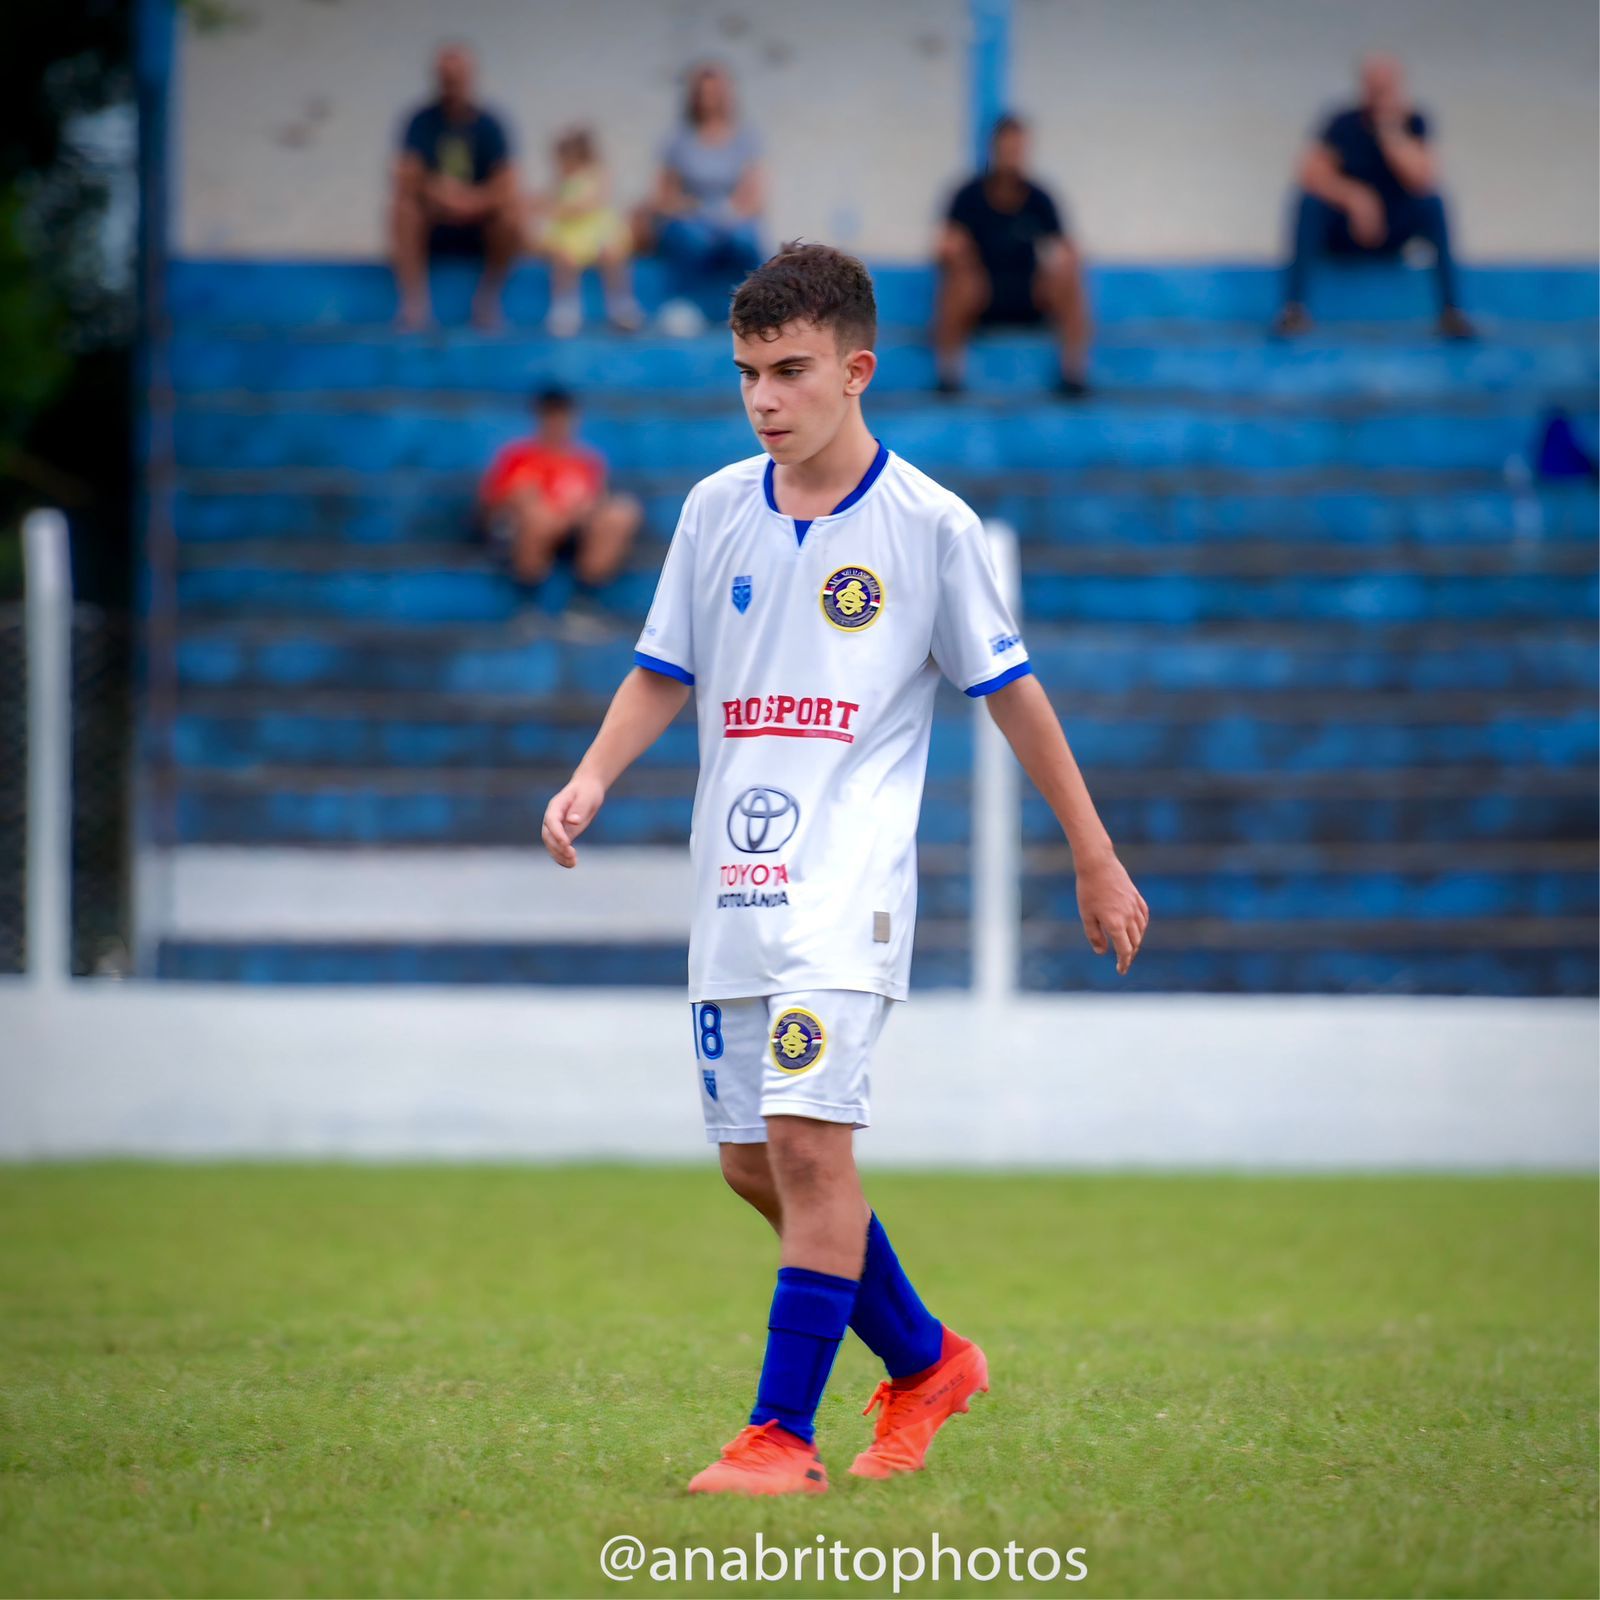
[634,649,694,686]
[968,0,1012,168]
[965,659,1034,696]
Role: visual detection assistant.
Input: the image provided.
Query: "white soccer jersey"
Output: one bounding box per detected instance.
[634,443,1030,1002]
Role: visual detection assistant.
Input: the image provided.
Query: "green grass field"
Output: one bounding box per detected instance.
[1,1164,1594,1598]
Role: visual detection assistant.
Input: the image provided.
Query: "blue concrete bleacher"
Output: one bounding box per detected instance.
[147,257,1600,994]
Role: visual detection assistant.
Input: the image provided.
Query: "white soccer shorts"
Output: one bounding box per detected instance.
[689,989,894,1144]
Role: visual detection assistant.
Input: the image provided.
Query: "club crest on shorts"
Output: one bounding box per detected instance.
[702,1068,718,1102]
[820,566,883,632]
[770,1007,826,1075]
[731,574,752,614]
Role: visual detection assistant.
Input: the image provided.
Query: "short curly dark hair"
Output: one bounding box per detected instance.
[729,241,877,351]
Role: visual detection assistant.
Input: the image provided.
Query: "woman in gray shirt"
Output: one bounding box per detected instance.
[640,63,766,329]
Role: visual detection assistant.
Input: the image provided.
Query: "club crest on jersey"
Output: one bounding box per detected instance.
[820,566,884,632]
[770,1007,826,1074]
[731,574,752,614]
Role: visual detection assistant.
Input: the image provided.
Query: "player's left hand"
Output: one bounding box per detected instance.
[1076,850,1149,975]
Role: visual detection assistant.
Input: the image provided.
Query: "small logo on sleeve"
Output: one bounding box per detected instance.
[989,630,1022,656]
[770,1008,826,1075]
[820,566,884,631]
[731,575,753,614]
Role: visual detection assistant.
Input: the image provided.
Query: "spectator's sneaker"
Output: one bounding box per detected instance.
[1437,307,1478,341]
[1271,302,1313,338]
[848,1331,989,1479]
[657,298,708,338]
[607,298,645,333]
[1054,373,1091,400]
[687,1420,829,1496]
[546,298,583,339]
[934,373,965,397]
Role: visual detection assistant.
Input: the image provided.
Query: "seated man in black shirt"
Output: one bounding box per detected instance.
[390,44,521,330]
[934,113,1091,396]
[1276,54,1473,339]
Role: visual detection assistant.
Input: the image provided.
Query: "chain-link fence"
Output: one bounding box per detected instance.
[0,607,23,974]
[72,607,132,976]
[0,600,132,978]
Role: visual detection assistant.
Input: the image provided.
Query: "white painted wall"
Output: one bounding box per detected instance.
[1014,0,1600,260]
[2,984,1595,1168]
[176,0,1598,261]
[176,0,968,260]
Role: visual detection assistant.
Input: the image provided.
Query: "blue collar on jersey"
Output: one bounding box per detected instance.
[763,439,889,547]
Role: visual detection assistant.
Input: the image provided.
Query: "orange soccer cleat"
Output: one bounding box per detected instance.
[686,1419,830,1496]
[848,1329,989,1479]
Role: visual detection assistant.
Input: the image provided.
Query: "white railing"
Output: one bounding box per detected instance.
[973,521,1022,1005]
[23,509,72,989]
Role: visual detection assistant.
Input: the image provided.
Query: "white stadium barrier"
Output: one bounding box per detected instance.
[2,512,1595,1167]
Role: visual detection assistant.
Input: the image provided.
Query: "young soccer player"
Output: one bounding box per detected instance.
[541,243,1148,1495]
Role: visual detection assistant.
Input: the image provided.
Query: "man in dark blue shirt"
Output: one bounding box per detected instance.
[1276,55,1473,338]
[390,44,520,330]
[933,114,1092,397]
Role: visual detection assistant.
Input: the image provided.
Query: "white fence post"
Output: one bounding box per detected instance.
[24,509,72,987]
[973,520,1021,1007]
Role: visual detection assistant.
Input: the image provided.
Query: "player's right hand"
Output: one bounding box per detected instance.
[541,773,606,868]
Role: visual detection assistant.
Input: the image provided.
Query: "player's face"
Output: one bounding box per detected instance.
[732,321,872,465]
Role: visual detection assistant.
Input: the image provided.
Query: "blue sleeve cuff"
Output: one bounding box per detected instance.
[964,660,1033,697]
[634,649,695,686]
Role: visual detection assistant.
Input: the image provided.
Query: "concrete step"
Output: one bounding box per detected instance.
[169,324,1600,400]
[172,620,1599,696]
[149,937,974,990]
[1021,867,1597,921]
[177,535,1598,579]
[172,558,1598,627]
[170,394,1594,476]
[1019,932,1596,996]
[153,763,1592,848]
[168,478,1599,548]
[165,258,1600,330]
[168,694,1597,775]
[150,922,1594,996]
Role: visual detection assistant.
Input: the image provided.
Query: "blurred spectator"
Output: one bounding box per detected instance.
[636,63,765,334]
[532,127,643,338]
[479,388,642,618]
[391,44,520,331]
[1275,55,1475,339]
[934,114,1092,398]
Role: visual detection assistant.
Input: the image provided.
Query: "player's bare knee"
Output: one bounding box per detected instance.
[765,1118,851,1195]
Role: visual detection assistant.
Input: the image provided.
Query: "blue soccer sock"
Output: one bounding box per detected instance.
[848,1212,945,1380]
[749,1266,859,1443]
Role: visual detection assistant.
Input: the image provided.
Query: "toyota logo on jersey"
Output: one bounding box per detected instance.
[727,786,800,853]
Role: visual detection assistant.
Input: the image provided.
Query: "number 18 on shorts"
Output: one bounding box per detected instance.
[689,991,893,1145]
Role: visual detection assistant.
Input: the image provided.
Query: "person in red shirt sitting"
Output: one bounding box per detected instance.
[479,387,642,605]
